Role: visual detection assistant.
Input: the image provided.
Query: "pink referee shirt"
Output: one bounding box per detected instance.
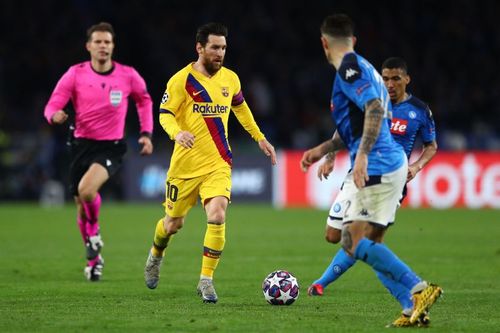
[44,61,153,140]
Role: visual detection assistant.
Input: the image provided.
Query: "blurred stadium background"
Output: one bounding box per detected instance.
[1,0,499,205]
[1,2,500,332]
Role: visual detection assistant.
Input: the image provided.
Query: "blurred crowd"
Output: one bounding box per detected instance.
[1,0,499,200]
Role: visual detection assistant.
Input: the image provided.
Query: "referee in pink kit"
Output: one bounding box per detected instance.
[44,22,153,281]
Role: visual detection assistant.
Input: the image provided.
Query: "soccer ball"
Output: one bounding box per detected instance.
[262,270,299,305]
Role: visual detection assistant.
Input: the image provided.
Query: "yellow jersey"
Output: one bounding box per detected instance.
[159,63,265,178]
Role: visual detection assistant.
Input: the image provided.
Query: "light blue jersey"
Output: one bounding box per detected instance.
[331,52,405,175]
[391,95,436,159]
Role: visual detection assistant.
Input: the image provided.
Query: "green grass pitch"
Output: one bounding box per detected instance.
[0,203,499,332]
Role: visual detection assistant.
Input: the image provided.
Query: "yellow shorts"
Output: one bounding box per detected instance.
[163,166,232,217]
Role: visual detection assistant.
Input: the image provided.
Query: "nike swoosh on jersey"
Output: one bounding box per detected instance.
[193,90,205,96]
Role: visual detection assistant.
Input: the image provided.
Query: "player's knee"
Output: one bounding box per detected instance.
[340,238,349,253]
[340,227,355,255]
[207,209,225,224]
[164,217,184,234]
[165,223,181,234]
[365,223,386,243]
[325,229,341,244]
[205,197,228,224]
[78,186,96,202]
[367,233,384,243]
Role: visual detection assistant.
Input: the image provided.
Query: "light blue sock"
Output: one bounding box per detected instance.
[314,248,356,287]
[354,238,421,290]
[375,270,413,311]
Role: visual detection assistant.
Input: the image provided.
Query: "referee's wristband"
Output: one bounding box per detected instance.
[140,131,152,139]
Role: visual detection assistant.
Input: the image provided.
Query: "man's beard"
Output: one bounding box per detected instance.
[204,59,223,76]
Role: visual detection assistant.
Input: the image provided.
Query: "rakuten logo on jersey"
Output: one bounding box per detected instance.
[390,118,408,135]
[192,104,229,115]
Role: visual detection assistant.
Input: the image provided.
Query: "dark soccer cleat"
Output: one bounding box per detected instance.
[84,256,104,282]
[410,283,443,324]
[418,311,431,327]
[197,278,218,303]
[144,251,163,289]
[307,284,324,296]
[85,234,104,260]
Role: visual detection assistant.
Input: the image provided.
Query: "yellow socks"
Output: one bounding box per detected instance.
[151,219,225,277]
[201,223,226,278]
[151,218,173,257]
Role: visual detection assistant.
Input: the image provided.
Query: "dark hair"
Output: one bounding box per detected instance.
[196,22,228,46]
[86,22,115,42]
[382,57,408,73]
[320,14,354,38]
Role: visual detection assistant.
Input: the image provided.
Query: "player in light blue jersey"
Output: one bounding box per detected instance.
[302,56,439,327]
[300,14,442,327]
[383,57,437,182]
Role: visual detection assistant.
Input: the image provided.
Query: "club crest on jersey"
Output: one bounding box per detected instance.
[390,118,408,135]
[110,90,123,107]
[161,91,169,104]
[409,111,417,119]
[221,87,229,97]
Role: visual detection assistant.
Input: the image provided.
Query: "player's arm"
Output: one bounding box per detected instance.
[232,93,276,165]
[353,98,384,188]
[327,130,346,155]
[159,110,194,149]
[407,106,438,181]
[231,99,265,141]
[407,140,437,182]
[158,77,194,149]
[317,131,345,180]
[130,68,154,155]
[44,67,75,125]
[300,130,345,179]
[336,59,385,188]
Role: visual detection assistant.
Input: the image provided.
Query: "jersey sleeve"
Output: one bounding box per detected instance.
[159,75,185,140]
[159,112,182,140]
[129,67,153,135]
[159,74,185,114]
[230,74,265,142]
[44,66,75,124]
[420,107,436,143]
[337,59,380,111]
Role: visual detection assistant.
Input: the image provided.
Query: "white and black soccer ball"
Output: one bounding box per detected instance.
[262,270,299,305]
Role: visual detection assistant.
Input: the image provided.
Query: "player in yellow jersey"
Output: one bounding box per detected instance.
[144,22,277,303]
